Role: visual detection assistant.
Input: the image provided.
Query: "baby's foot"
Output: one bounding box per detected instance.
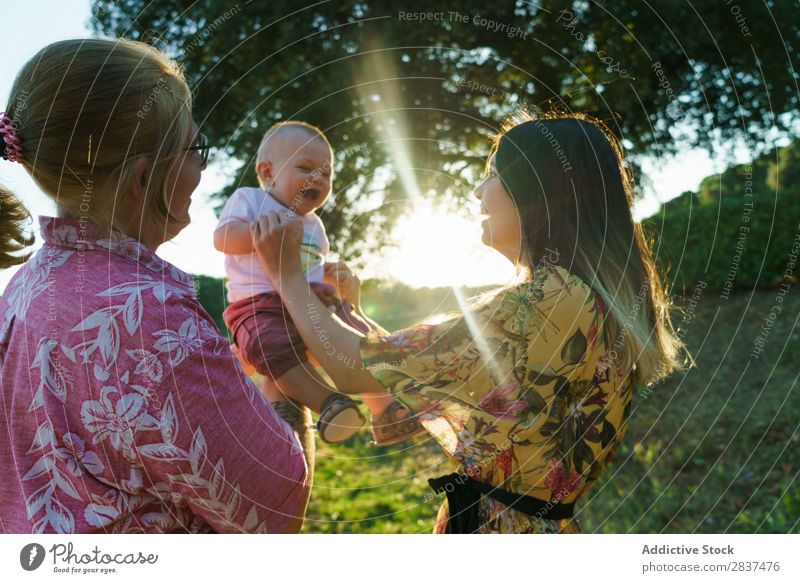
[316,394,366,444]
[371,401,425,446]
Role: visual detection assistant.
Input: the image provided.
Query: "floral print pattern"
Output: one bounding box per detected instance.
[0,216,308,533]
[362,265,634,534]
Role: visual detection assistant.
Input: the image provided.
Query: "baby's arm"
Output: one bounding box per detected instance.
[324,261,389,335]
[213,220,255,255]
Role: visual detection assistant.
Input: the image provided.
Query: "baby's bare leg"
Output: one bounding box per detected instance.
[275,364,366,443]
[274,363,345,413]
[304,354,403,418]
[305,340,395,417]
[362,393,396,416]
[259,375,287,404]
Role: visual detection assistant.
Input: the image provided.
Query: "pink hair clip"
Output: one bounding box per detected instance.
[0,112,24,163]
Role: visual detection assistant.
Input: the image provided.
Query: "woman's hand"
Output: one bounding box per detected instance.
[324,261,362,307]
[251,212,304,288]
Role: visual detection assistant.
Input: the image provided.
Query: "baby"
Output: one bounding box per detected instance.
[214,121,420,444]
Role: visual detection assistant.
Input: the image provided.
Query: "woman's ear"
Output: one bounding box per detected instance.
[131,156,151,201]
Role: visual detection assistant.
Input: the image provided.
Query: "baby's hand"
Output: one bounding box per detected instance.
[314,284,338,309]
[324,261,361,306]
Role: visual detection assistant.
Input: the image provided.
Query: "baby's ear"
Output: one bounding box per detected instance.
[255,160,273,184]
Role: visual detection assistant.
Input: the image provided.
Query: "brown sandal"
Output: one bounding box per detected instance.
[371,401,426,446]
[316,393,366,444]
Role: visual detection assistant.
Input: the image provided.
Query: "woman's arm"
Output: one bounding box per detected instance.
[252,213,388,395]
[276,270,387,395]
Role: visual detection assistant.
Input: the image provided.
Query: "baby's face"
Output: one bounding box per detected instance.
[258,132,333,215]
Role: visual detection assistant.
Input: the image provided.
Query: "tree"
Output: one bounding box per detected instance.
[91,0,799,264]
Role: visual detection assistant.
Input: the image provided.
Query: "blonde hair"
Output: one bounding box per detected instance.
[491,111,687,386]
[0,186,33,269]
[2,38,192,236]
[255,120,331,188]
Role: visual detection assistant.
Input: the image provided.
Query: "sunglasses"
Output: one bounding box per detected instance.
[186,132,210,166]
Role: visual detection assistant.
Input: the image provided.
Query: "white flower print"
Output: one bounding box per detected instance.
[84,488,147,530]
[52,224,78,246]
[153,317,203,366]
[52,224,95,251]
[199,319,223,349]
[70,278,163,370]
[97,234,146,263]
[22,418,81,534]
[71,306,121,368]
[0,247,73,341]
[53,433,105,477]
[2,216,304,534]
[134,394,190,462]
[126,348,164,383]
[169,264,194,287]
[80,386,159,454]
[96,280,145,335]
[30,337,74,411]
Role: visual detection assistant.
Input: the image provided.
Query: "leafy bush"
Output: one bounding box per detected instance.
[644,142,800,295]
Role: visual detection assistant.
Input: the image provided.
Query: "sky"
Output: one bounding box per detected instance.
[0,0,753,293]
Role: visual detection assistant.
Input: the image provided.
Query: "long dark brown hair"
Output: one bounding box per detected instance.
[491,111,685,385]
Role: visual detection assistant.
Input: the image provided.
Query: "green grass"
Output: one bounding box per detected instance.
[303,286,800,533]
[303,435,444,533]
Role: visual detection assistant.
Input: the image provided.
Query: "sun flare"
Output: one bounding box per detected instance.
[375,201,516,289]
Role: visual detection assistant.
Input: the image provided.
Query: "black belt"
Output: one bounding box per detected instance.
[427,472,575,533]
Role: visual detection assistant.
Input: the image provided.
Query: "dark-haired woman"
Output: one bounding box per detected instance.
[253,113,686,534]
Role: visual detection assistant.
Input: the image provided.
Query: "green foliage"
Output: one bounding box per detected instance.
[645,141,800,295]
[90,0,799,265]
[193,275,228,335]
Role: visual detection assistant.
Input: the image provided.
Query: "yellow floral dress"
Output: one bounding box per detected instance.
[360,265,634,534]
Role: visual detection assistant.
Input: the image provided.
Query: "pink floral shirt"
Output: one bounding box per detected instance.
[0,216,308,533]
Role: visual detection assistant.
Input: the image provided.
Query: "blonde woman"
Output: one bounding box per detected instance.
[253,113,686,534]
[0,39,309,533]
